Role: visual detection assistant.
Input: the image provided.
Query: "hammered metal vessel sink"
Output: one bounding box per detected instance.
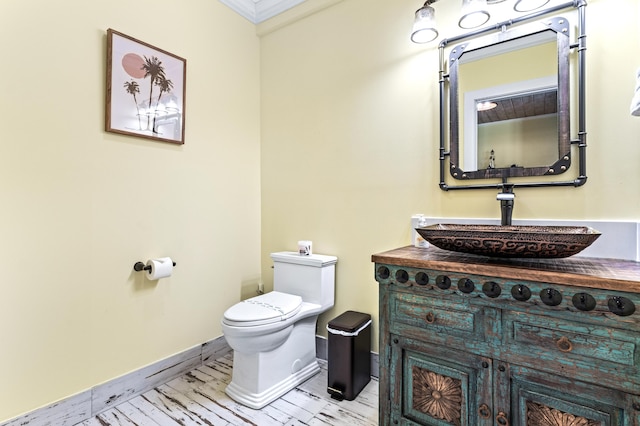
[416,224,601,258]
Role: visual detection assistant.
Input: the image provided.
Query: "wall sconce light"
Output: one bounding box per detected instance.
[411,0,439,44]
[514,0,550,12]
[459,0,490,29]
[411,0,552,43]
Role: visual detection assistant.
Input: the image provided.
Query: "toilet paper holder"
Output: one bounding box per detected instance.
[133,260,177,272]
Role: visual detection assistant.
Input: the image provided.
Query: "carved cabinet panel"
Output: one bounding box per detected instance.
[508,365,630,426]
[389,335,491,425]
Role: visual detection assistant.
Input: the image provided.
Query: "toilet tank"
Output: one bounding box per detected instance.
[271,252,337,311]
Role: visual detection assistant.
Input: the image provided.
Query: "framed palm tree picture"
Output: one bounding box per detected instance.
[106,29,186,144]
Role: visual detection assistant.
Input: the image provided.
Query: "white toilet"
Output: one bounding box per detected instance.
[221,251,337,409]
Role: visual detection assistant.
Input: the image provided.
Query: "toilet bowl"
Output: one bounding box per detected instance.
[221,252,337,409]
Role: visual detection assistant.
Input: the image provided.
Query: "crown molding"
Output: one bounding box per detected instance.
[256,0,343,36]
[219,0,309,23]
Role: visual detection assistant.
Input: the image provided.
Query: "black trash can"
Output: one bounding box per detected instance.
[327,310,372,401]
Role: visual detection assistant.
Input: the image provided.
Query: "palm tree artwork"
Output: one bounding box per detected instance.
[120,52,176,135]
[153,75,174,133]
[123,80,142,130]
[107,29,185,144]
[140,55,168,133]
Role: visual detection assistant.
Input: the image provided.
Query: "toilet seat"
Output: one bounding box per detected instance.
[223,291,302,327]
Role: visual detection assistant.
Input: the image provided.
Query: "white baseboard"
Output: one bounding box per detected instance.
[0,391,92,426]
[0,337,232,426]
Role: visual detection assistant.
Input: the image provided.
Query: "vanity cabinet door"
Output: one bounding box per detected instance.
[389,334,493,426]
[504,364,638,426]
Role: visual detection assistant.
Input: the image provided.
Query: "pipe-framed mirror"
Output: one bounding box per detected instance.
[438,0,587,191]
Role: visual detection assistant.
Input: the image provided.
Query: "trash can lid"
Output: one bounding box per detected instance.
[328,310,371,333]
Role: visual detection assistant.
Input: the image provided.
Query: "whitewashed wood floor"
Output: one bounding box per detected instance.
[74,353,378,426]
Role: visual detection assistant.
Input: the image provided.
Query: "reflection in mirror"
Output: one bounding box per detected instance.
[477,88,558,170]
[459,30,559,171]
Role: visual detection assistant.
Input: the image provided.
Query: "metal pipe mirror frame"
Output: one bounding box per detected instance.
[438,0,587,192]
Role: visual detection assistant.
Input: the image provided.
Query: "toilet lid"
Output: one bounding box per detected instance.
[223,291,302,327]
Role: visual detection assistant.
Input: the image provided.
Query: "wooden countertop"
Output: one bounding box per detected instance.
[372,246,640,294]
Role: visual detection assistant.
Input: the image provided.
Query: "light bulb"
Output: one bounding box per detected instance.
[411,4,438,43]
[459,0,490,29]
[514,0,550,12]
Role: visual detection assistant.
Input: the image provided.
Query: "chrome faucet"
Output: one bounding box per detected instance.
[497,186,515,226]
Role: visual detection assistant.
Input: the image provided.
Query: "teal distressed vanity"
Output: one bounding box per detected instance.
[372,246,640,425]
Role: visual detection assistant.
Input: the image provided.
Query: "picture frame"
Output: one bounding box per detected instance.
[106,29,186,144]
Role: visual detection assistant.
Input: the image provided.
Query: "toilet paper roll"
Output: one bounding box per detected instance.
[145,257,173,280]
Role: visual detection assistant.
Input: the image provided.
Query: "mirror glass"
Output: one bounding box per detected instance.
[448,19,571,180]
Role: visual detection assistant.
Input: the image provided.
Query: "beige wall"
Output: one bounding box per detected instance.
[0,0,260,421]
[260,0,640,352]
